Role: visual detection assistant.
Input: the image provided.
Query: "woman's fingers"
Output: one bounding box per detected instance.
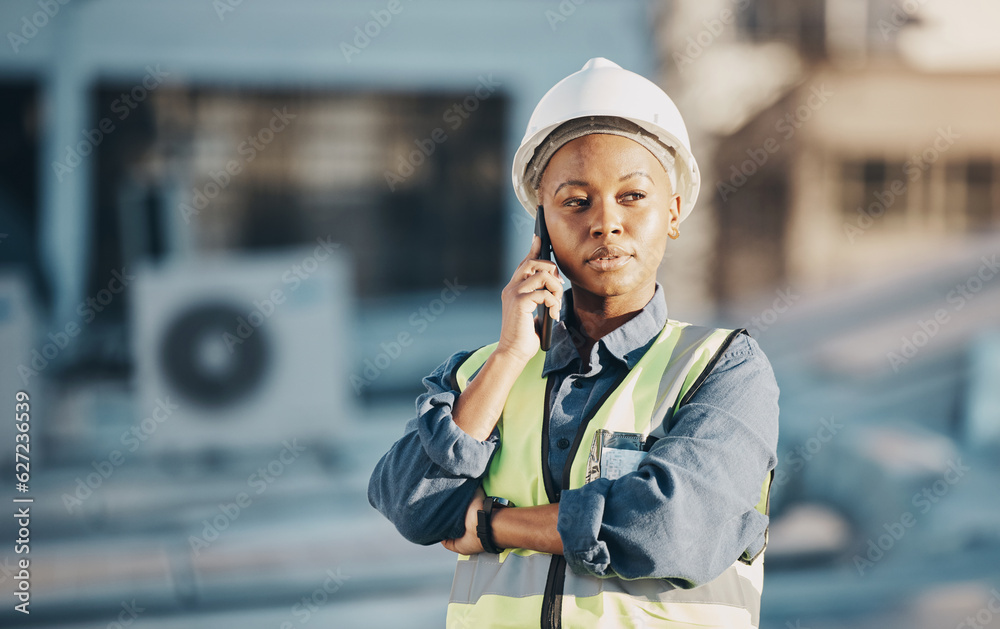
[497,236,564,361]
[514,266,562,296]
[518,283,561,312]
[518,260,560,282]
[510,270,562,317]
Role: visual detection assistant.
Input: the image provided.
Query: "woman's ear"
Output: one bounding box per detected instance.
[667,194,682,240]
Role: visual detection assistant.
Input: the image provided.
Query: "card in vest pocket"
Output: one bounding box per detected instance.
[585,429,657,483]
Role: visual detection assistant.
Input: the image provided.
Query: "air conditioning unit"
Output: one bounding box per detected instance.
[131,248,352,456]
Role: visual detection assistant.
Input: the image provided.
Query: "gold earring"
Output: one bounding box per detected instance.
[668,228,680,240]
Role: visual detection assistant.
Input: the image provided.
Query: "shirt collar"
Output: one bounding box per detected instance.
[542,283,668,376]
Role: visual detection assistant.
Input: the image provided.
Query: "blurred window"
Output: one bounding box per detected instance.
[0,81,45,306]
[945,159,998,232]
[92,85,508,302]
[737,0,827,58]
[964,159,996,230]
[840,159,912,226]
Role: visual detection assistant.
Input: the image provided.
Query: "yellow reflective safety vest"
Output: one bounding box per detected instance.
[447,320,772,629]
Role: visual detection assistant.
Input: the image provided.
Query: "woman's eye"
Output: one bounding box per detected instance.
[564,197,590,208]
[621,191,646,202]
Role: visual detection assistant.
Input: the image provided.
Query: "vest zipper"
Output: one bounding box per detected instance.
[539,368,631,629]
[539,378,563,629]
[541,555,566,629]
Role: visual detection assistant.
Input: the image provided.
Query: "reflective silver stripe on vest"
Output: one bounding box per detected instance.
[647,324,722,440]
[451,552,761,627]
[566,563,761,628]
[451,553,552,601]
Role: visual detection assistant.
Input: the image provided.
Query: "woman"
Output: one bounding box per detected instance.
[370,58,779,629]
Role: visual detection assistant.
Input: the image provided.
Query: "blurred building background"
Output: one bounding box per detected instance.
[0,0,997,627]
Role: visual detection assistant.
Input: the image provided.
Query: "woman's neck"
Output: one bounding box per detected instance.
[565,280,655,364]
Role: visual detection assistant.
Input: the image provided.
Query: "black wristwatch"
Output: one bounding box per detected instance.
[477,496,514,554]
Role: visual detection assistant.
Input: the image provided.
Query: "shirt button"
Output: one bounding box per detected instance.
[572,379,584,388]
[557,438,570,449]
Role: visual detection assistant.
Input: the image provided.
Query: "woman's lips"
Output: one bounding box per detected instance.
[587,245,633,271]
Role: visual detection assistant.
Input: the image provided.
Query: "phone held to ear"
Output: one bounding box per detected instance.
[534,205,554,351]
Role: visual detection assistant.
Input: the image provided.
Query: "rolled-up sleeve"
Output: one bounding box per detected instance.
[557,334,779,586]
[368,350,500,545]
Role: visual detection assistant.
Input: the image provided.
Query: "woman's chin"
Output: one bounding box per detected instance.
[569,272,649,301]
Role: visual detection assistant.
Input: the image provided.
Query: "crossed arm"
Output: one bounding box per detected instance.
[439,486,563,556]
[368,332,779,583]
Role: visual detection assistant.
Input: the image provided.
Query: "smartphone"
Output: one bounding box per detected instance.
[534,205,554,351]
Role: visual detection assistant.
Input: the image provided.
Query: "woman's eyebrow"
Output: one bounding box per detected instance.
[619,170,653,183]
[553,172,653,195]
[553,179,589,195]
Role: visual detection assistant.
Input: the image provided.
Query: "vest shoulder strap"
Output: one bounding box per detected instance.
[677,327,749,408]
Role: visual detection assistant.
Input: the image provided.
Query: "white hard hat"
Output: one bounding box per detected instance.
[512,57,701,222]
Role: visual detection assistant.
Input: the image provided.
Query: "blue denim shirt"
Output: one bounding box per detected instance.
[368,283,779,586]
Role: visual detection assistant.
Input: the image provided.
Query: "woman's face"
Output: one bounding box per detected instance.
[538,133,681,302]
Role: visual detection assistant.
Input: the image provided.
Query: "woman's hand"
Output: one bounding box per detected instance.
[440,486,564,556]
[450,236,563,442]
[496,234,563,365]
[441,487,486,555]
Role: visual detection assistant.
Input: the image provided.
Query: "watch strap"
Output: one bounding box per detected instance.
[476,496,513,554]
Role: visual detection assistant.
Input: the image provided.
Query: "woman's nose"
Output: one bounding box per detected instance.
[590,197,624,238]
